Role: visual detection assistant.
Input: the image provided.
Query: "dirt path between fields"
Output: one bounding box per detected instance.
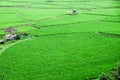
[0,38,31,56]
[0,14,69,30]
[96,31,120,38]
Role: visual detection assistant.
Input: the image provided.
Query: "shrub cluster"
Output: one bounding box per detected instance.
[99,63,120,80]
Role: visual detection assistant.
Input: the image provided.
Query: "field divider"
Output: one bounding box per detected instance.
[15,10,33,22]
[40,19,101,28]
[35,32,83,38]
[96,31,120,38]
[0,38,31,56]
[100,20,120,23]
[0,14,68,30]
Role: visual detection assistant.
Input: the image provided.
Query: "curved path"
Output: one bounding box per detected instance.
[0,38,31,56]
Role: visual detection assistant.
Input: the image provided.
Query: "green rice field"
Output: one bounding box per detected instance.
[0,0,120,80]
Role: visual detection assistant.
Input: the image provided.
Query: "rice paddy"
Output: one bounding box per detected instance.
[0,0,120,80]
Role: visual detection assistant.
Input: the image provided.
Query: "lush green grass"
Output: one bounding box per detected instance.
[0,32,120,80]
[0,0,120,80]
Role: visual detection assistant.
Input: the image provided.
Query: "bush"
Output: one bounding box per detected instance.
[118,63,120,76]
[15,34,20,40]
[99,73,110,80]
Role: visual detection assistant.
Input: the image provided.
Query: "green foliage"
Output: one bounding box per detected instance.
[118,63,120,76]
[99,73,110,80]
[109,63,120,80]
[0,0,120,80]
[15,34,20,40]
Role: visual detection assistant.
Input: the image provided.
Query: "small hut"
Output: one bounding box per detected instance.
[4,27,18,41]
[67,9,77,15]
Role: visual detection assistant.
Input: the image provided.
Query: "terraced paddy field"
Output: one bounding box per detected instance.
[0,0,120,80]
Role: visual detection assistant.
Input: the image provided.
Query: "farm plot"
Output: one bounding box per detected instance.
[0,32,120,80]
[0,0,120,80]
[0,13,29,29]
[17,8,67,21]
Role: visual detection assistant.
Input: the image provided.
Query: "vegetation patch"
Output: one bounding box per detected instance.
[0,0,120,80]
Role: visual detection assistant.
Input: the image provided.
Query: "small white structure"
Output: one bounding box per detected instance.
[5,34,17,41]
[4,27,17,41]
[68,9,77,15]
